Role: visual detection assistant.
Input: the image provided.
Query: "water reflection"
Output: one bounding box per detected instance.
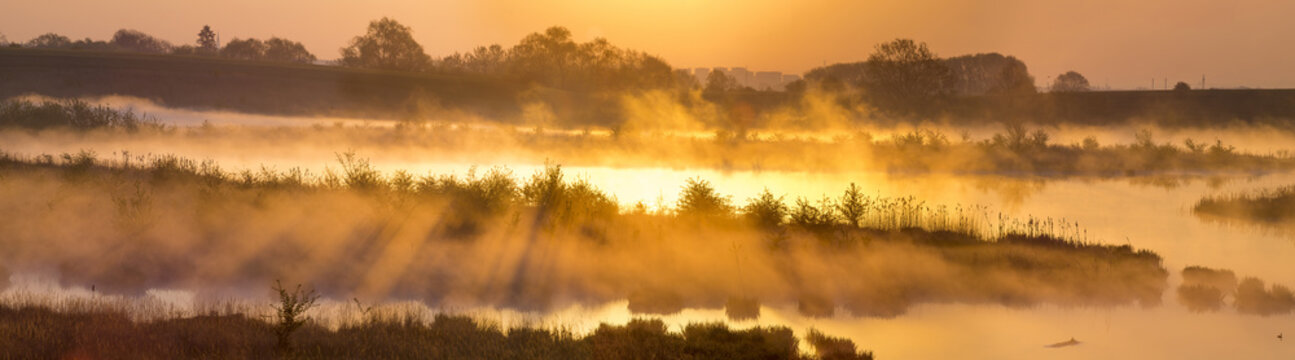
[5,104,1295,358]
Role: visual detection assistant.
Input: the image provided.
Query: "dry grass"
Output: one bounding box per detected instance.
[0,290,872,359]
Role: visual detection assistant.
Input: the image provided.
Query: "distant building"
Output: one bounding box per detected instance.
[730,67,753,88]
[674,69,694,85]
[755,71,783,90]
[688,66,802,91]
[693,67,710,84]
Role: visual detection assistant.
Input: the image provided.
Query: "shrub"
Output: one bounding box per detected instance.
[271,281,320,355]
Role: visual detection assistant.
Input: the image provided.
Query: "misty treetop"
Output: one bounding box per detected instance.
[437,26,677,91]
[1051,71,1091,92]
[14,26,319,64]
[333,19,677,91]
[219,37,317,63]
[804,39,1042,113]
[340,17,432,72]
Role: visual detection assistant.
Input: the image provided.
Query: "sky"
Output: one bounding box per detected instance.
[2,0,1293,89]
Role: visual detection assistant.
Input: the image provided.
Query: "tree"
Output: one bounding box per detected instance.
[340,17,430,72]
[508,26,579,86]
[704,71,739,94]
[863,39,953,110]
[441,44,507,74]
[270,280,319,356]
[1173,81,1191,91]
[170,45,199,56]
[944,53,1035,95]
[677,178,733,219]
[73,38,115,51]
[26,33,72,48]
[1050,71,1090,92]
[221,38,266,60]
[197,25,218,53]
[110,29,172,53]
[264,37,316,63]
[0,33,8,47]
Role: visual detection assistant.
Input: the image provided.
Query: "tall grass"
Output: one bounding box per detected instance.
[0,149,1101,244]
[0,98,164,131]
[0,150,1169,316]
[1194,185,1295,224]
[0,290,868,359]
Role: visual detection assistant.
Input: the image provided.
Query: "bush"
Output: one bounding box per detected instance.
[677,178,733,219]
[271,281,320,356]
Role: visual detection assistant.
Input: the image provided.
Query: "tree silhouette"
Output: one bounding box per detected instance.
[340,17,431,72]
[197,25,217,54]
[864,39,952,110]
[26,33,72,48]
[945,53,1035,95]
[1050,71,1090,92]
[221,38,266,60]
[1173,81,1191,91]
[265,37,316,63]
[704,71,739,95]
[110,29,171,53]
[509,27,579,86]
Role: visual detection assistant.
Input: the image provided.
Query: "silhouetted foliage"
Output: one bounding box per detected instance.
[264,37,316,63]
[704,71,740,97]
[221,38,267,61]
[340,17,431,72]
[677,178,733,219]
[945,53,1036,95]
[197,25,218,54]
[1050,71,1090,92]
[1173,81,1191,92]
[110,29,172,54]
[1178,285,1224,312]
[1235,277,1295,316]
[806,329,874,360]
[863,39,953,110]
[218,37,315,63]
[0,149,1172,315]
[0,301,848,359]
[0,98,161,131]
[26,33,72,48]
[742,189,787,229]
[439,26,676,91]
[270,280,320,355]
[1195,186,1295,224]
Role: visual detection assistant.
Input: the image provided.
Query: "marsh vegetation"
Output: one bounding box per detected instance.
[1195,185,1295,225]
[0,149,1169,317]
[0,291,872,359]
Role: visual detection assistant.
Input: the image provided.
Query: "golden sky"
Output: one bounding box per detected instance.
[3,0,1293,89]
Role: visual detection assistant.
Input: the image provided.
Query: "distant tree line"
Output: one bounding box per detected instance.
[8,20,1122,120]
[13,26,316,64]
[337,18,677,92]
[800,38,1099,114]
